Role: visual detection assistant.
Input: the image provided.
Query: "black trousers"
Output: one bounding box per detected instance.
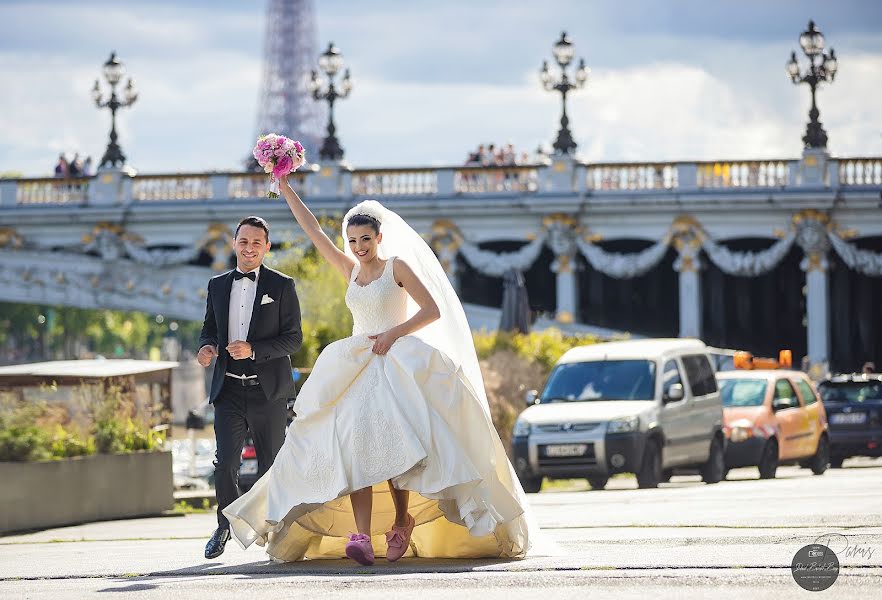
[213,378,286,529]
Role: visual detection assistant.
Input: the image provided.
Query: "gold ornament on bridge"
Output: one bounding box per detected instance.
[0,227,24,249]
[198,222,234,272]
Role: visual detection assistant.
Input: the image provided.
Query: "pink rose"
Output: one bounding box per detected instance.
[293,141,304,154]
[272,154,294,177]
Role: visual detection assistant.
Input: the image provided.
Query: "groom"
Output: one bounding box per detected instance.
[197,216,302,559]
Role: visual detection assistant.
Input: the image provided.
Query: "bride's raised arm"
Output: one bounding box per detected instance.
[278,176,356,279]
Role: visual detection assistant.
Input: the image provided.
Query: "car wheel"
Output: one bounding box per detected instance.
[587,476,609,491]
[758,439,779,480]
[519,475,542,493]
[701,436,725,484]
[810,436,830,475]
[636,439,661,489]
[660,469,673,483]
[830,456,845,469]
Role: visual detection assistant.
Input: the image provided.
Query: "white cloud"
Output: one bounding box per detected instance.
[1,1,881,176]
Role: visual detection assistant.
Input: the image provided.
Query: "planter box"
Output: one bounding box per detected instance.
[0,451,173,534]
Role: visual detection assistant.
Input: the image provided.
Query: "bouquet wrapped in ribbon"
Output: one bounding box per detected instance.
[252,134,306,198]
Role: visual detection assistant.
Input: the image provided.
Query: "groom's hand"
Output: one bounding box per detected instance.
[197,344,218,367]
[227,340,253,360]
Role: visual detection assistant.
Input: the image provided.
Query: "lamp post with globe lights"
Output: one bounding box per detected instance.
[310,42,353,161]
[540,32,589,155]
[786,20,838,149]
[92,52,138,168]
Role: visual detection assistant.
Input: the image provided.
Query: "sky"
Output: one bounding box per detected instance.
[1,0,881,176]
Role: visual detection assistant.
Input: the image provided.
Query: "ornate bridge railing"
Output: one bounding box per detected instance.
[585,162,679,191]
[351,168,439,196]
[1,156,879,205]
[839,157,882,186]
[11,177,91,205]
[349,165,541,196]
[694,160,791,188]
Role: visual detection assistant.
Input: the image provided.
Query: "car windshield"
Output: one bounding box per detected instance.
[540,360,656,402]
[719,378,767,407]
[818,381,882,404]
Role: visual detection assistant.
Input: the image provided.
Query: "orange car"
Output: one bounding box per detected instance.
[717,368,829,479]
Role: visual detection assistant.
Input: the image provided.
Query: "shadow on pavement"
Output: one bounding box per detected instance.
[93,557,523,592]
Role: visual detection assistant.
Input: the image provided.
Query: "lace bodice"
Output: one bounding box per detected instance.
[345,258,409,335]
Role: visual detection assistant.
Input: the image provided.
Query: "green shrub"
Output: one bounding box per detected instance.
[0,424,52,462]
[0,383,162,462]
[473,328,604,372]
[268,228,353,367]
[49,425,94,458]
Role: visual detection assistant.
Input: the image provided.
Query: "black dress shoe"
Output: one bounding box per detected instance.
[205,527,231,559]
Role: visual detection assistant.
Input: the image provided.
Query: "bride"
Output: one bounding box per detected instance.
[222,176,536,565]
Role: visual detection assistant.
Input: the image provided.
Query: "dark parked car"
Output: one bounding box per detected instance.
[817,374,882,468]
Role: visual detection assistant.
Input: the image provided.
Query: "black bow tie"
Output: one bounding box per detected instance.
[234,270,256,281]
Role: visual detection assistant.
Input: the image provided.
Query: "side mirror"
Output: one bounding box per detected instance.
[664,383,684,404]
[773,397,794,411]
[524,389,539,406]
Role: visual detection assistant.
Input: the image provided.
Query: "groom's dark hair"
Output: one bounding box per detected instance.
[235,216,270,242]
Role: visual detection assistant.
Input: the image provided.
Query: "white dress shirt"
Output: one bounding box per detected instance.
[229,266,260,346]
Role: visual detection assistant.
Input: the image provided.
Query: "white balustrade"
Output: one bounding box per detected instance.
[2,157,880,206]
[839,158,882,186]
[454,166,540,193]
[695,161,789,188]
[14,178,90,205]
[132,175,212,201]
[585,163,678,191]
[351,169,438,196]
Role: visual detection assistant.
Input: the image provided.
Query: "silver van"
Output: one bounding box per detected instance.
[512,339,725,491]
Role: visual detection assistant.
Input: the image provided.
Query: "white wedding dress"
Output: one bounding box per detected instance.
[222,255,533,561]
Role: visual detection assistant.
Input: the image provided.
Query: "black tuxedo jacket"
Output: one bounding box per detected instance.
[198,266,303,403]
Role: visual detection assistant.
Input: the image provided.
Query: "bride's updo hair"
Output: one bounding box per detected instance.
[347,213,381,235]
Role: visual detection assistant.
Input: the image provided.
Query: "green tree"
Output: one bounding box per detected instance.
[268,234,353,367]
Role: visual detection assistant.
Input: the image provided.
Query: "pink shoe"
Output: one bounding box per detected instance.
[385,514,415,562]
[345,533,375,566]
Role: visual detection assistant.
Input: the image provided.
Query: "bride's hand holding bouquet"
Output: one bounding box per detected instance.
[252,134,306,198]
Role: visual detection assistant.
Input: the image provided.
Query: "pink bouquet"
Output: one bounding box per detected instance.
[251,134,306,198]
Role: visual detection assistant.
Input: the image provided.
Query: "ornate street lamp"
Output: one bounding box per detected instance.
[786,20,838,149]
[92,52,138,168]
[310,42,352,161]
[540,32,589,155]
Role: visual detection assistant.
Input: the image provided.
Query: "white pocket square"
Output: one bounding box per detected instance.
[260,294,274,305]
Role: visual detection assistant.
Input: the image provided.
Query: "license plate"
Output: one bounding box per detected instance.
[544,444,588,457]
[239,459,258,475]
[830,412,867,425]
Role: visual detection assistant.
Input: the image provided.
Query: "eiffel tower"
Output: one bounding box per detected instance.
[251,0,325,168]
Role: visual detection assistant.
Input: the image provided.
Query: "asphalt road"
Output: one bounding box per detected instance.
[2,460,881,599]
